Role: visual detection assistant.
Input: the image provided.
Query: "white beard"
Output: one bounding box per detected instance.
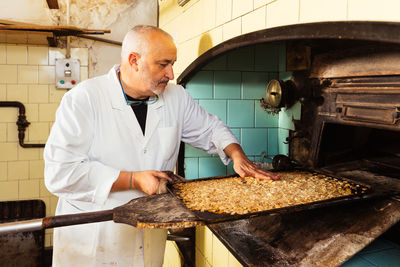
[151,82,168,95]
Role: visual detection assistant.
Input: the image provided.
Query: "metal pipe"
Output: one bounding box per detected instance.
[66,0,71,58]
[0,219,43,235]
[0,101,45,148]
[166,234,190,242]
[0,209,114,235]
[0,101,25,112]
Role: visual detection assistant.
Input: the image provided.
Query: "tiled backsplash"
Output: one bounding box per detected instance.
[0,40,89,247]
[183,42,295,179]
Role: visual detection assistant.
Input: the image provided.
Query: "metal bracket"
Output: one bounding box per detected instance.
[178,0,190,6]
[47,35,58,47]
[167,234,190,242]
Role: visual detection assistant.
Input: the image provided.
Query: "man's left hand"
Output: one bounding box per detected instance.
[224,143,279,180]
[233,156,279,180]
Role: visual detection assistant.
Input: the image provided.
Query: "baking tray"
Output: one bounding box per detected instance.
[167,170,379,224]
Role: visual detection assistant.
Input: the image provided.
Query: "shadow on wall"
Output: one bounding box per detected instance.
[198,33,213,56]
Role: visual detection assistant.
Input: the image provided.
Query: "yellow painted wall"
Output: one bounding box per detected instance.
[0,32,89,246]
[158,0,400,266]
[163,240,184,267]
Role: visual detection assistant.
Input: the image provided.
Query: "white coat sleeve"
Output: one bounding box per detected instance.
[44,89,119,205]
[180,88,239,165]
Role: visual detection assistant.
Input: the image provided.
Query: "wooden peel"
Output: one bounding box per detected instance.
[157,178,169,194]
[114,174,201,228]
[0,172,203,235]
[113,193,202,229]
[0,193,203,235]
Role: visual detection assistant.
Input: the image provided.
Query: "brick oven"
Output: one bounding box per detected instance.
[175,21,400,267]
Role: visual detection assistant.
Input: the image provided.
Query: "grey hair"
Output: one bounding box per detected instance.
[120,25,173,63]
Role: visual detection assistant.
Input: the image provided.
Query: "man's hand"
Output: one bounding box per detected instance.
[233,156,279,180]
[224,143,279,180]
[111,170,172,194]
[133,170,172,195]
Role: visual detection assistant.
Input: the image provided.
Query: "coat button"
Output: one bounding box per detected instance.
[143,148,147,153]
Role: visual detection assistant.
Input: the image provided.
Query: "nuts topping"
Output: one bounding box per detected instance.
[173,172,362,215]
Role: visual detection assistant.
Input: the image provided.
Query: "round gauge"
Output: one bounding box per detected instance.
[266,80,283,108]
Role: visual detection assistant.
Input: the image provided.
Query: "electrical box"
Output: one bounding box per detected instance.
[55,58,80,89]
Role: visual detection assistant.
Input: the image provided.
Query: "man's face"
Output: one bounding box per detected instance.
[137,33,177,96]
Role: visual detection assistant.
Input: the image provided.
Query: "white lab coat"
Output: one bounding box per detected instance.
[44,65,238,267]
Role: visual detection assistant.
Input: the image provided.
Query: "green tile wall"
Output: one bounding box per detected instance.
[268,128,279,155]
[254,43,279,71]
[279,101,301,130]
[203,54,227,70]
[184,41,291,178]
[341,237,400,267]
[214,71,241,99]
[227,100,254,127]
[241,128,268,155]
[227,46,254,71]
[255,104,279,127]
[278,128,289,155]
[199,158,227,177]
[199,100,227,124]
[184,158,199,180]
[242,72,270,99]
[229,128,241,143]
[186,71,213,99]
[185,144,210,157]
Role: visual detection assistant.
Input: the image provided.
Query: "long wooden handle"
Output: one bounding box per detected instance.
[0,209,114,235]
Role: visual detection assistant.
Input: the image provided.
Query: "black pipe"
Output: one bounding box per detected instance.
[0,101,45,148]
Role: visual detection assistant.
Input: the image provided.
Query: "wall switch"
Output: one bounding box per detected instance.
[55,58,80,89]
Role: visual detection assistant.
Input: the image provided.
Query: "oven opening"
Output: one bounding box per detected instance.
[317,123,400,178]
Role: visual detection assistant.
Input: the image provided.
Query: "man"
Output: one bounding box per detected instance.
[44,25,277,266]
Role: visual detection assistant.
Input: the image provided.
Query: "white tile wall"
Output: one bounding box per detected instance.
[0,40,89,247]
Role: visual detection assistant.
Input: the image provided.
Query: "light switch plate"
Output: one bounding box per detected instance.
[55,58,80,89]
